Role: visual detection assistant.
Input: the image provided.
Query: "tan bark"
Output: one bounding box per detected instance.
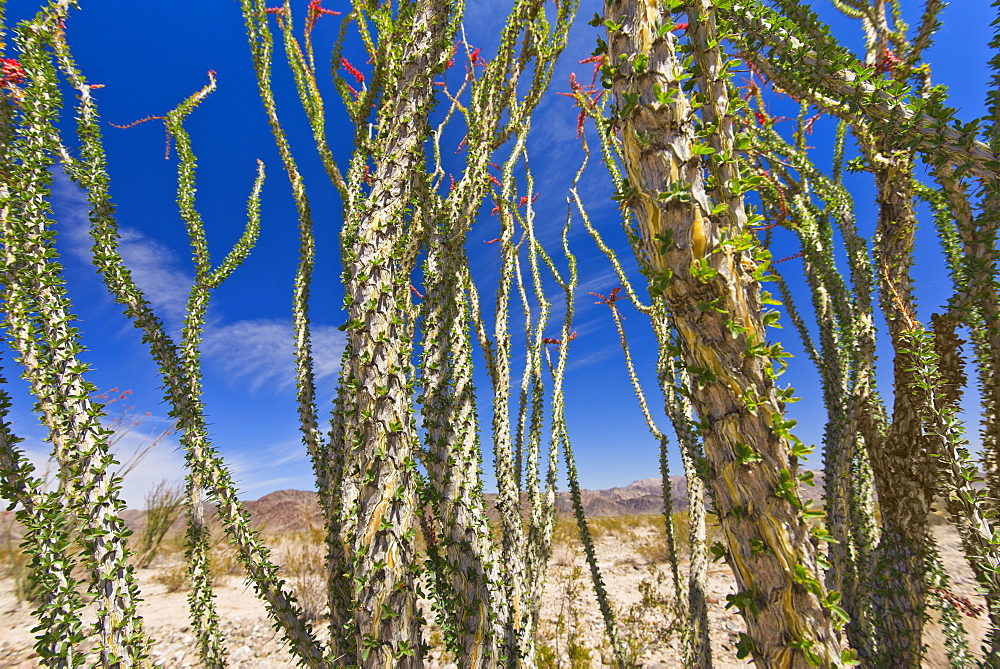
[603,1,845,665]
[651,309,712,666]
[865,146,935,666]
[419,222,506,667]
[332,1,455,664]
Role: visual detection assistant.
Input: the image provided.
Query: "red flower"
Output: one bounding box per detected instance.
[673,22,689,31]
[558,71,604,138]
[306,0,341,32]
[0,58,25,88]
[591,287,625,306]
[446,42,459,69]
[543,331,578,346]
[875,48,902,74]
[341,57,364,84]
[469,48,486,67]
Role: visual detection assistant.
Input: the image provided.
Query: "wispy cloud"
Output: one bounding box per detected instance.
[113,426,188,509]
[202,319,345,392]
[52,169,192,325]
[540,266,623,332]
[4,419,187,510]
[565,344,621,372]
[221,436,318,497]
[119,229,193,324]
[51,170,347,394]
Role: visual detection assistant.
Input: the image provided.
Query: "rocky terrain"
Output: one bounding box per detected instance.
[0,475,986,667]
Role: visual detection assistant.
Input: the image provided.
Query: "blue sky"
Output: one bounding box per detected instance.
[3,0,995,508]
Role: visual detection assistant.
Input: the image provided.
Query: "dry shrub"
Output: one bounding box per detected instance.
[551,515,578,544]
[551,539,578,568]
[636,534,671,564]
[153,563,188,593]
[550,516,579,567]
[280,525,327,622]
[537,566,593,668]
[588,514,659,543]
[4,537,39,603]
[207,524,246,583]
[616,566,682,664]
[133,480,184,569]
[210,544,245,583]
[670,510,721,559]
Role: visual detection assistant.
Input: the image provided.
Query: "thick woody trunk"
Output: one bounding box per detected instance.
[419,223,506,667]
[867,152,935,667]
[652,310,712,666]
[331,1,454,664]
[336,204,425,667]
[604,1,845,665]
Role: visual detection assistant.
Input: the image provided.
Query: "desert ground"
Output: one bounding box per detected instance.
[0,483,990,667]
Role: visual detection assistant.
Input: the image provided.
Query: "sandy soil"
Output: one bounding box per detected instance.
[0,519,989,667]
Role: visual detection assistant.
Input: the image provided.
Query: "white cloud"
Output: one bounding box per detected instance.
[565,344,620,372]
[217,437,317,497]
[50,170,347,394]
[202,319,345,392]
[2,418,186,511]
[111,426,187,509]
[116,229,192,325]
[52,168,192,325]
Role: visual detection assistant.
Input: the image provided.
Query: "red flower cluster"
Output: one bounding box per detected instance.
[490,192,538,216]
[929,586,986,617]
[752,109,790,128]
[875,48,902,74]
[0,58,25,88]
[341,57,364,84]
[444,42,487,70]
[590,286,624,307]
[306,0,340,32]
[557,70,604,138]
[542,331,578,346]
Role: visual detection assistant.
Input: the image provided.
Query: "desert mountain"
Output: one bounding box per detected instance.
[2,471,827,541]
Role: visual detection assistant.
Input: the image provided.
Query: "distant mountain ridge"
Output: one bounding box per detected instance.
[1,472,827,540]
[233,470,826,532]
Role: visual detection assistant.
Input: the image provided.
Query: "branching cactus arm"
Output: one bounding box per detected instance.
[577,107,714,667]
[747,117,882,658]
[0,367,87,665]
[724,0,999,183]
[2,10,152,664]
[602,0,847,664]
[52,19,326,666]
[417,205,509,665]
